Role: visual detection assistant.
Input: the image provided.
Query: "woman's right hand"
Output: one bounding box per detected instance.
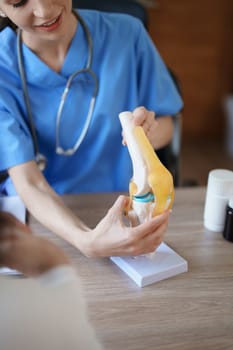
[81,195,170,258]
[8,162,170,259]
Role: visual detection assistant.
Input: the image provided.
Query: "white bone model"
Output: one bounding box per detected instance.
[119,111,174,224]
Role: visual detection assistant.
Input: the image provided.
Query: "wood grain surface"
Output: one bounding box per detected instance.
[29,187,233,350]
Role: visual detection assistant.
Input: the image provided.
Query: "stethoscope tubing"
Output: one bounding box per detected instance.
[17,10,99,170]
[56,68,98,155]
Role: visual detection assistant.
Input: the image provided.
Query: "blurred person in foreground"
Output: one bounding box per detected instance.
[0,211,103,350]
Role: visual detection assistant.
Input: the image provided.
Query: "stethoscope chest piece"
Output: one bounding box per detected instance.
[35,153,47,171]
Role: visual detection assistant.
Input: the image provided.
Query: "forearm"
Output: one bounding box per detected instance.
[9,162,90,253]
[152,115,174,150]
[23,183,90,250]
[8,161,170,259]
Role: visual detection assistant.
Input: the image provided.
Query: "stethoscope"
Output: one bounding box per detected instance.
[17,11,99,171]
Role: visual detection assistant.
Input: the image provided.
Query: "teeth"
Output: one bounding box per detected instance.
[42,17,58,27]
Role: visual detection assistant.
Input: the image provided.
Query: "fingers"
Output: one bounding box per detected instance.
[140,217,168,254]
[121,107,157,145]
[132,106,158,138]
[109,197,170,244]
[120,211,170,257]
[107,195,130,219]
[132,210,170,238]
[90,196,170,258]
[132,106,155,125]
[127,231,165,256]
[127,209,139,227]
[132,106,150,124]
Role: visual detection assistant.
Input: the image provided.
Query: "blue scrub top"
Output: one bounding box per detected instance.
[0,10,183,195]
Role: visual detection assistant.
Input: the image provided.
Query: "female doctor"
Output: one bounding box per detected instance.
[0,0,183,257]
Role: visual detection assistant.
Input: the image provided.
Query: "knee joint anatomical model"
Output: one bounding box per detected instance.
[119,111,174,224]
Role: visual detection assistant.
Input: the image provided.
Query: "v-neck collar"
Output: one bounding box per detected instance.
[19,19,88,87]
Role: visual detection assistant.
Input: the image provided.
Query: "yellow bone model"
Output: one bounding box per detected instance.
[119,111,174,220]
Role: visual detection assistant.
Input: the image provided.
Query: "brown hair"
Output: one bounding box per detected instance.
[0,17,17,31]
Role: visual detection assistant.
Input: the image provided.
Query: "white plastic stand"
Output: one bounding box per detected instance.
[111,242,188,287]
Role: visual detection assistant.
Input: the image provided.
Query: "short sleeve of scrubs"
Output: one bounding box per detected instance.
[133,19,183,115]
[0,28,35,175]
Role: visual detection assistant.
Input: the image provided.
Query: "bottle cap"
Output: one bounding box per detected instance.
[206,169,233,197]
[204,169,233,232]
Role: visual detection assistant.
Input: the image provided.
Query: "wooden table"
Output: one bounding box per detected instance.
[29,187,233,350]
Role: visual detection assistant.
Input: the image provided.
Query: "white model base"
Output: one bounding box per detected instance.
[110,242,188,287]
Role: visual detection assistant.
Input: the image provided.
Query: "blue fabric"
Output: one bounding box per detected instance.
[0,10,183,195]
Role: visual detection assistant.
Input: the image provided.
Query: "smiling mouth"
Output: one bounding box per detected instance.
[36,13,61,28]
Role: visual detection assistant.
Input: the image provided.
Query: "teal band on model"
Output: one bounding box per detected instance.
[133,192,154,203]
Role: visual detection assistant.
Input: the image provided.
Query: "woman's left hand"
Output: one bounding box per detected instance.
[121,106,173,150]
[132,106,158,147]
